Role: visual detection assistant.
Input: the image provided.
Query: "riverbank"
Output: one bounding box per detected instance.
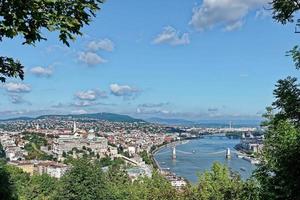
[234,144,261,165]
[151,139,190,169]
[153,134,257,183]
[150,139,190,187]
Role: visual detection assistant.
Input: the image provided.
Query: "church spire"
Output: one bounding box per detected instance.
[73,121,77,133]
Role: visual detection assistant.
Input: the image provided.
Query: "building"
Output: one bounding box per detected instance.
[126,165,152,181]
[8,160,69,178]
[36,161,69,178]
[52,131,108,159]
[8,161,35,175]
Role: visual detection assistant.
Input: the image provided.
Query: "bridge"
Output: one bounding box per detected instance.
[157,146,239,159]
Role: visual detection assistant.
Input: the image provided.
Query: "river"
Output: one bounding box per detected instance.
[154,134,257,183]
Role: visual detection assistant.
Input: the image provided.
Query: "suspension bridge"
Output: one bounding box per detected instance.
[155,146,242,159]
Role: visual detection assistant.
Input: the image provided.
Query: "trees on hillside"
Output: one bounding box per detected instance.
[182,163,259,200]
[0,160,17,200]
[254,1,300,199]
[53,158,112,200]
[256,121,300,199]
[0,0,103,82]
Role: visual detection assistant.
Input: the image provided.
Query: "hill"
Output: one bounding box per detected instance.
[0,113,145,123]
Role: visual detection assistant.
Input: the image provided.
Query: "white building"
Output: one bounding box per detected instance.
[52,132,108,159]
[36,161,69,178]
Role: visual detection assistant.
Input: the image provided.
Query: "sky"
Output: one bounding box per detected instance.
[0,0,299,120]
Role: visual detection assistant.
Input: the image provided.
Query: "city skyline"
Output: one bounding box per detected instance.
[0,0,299,120]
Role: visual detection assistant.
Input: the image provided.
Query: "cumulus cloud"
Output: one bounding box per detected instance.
[2,82,31,93]
[75,89,107,101]
[78,52,107,66]
[190,0,268,31]
[153,26,190,46]
[75,90,97,101]
[71,109,88,115]
[87,39,115,52]
[223,20,244,31]
[110,83,140,99]
[30,66,53,77]
[136,108,171,115]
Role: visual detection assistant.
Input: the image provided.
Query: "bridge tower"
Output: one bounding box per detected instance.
[172,146,176,160]
[226,148,231,159]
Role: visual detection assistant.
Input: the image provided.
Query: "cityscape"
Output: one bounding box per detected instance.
[0,113,263,188]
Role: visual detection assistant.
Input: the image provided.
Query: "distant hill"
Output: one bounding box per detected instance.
[1,113,145,123]
[0,117,34,122]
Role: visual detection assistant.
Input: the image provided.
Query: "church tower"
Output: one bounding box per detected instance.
[73,121,77,133]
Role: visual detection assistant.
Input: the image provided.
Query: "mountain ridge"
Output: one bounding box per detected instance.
[0,112,145,123]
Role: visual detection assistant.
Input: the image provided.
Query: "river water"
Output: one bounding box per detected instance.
[154,134,257,184]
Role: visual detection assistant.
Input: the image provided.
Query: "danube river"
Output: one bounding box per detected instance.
[154,134,257,183]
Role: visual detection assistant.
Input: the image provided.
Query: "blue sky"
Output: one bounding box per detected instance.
[0,0,299,120]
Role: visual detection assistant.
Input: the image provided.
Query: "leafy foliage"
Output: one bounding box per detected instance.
[272,76,300,125]
[22,132,53,160]
[0,56,24,82]
[270,0,300,70]
[0,0,103,82]
[271,0,300,24]
[0,143,6,158]
[286,45,300,69]
[0,157,262,200]
[0,160,18,200]
[255,68,300,199]
[139,150,154,165]
[53,158,111,200]
[256,121,300,200]
[23,174,58,200]
[183,162,259,200]
[22,132,47,148]
[130,171,178,200]
[5,164,30,198]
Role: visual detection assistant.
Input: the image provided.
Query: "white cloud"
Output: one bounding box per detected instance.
[153,26,190,46]
[190,0,268,31]
[255,8,271,19]
[110,83,140,98]
[30,66,53,77]
[87,39,114,52]
[72,101,99,107]
[136,108,171,115]
[78,52,107,66]
[71,109,88,115]
[223,20,244,31]
[2,82,31,93]
[75,89,107,101]
[75,90,97,101]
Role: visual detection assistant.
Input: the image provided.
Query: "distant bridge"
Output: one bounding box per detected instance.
[155,148,241,157]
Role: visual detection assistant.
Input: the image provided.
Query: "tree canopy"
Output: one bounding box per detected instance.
[0,0,103,82]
